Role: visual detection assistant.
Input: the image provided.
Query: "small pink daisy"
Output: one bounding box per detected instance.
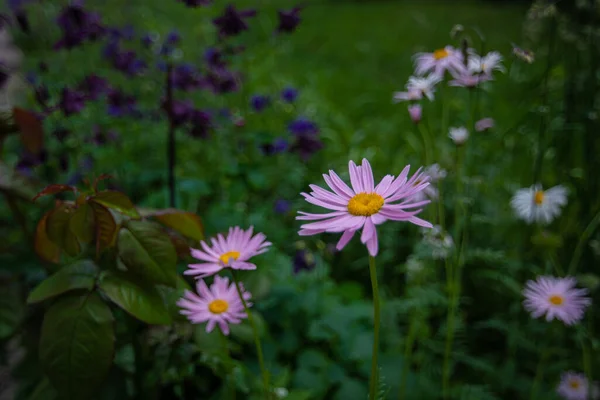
[185,226,271,279]
[297,158,433,257]
[413,45,466,78]
[408,104,422,124]
[475,118,494,132]
[523,276,591,325]
[177,275,252,335]
[557,371,599,400]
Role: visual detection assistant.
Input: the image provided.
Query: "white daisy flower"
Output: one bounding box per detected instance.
[510,184,568,224]
[413,45,466,78]
[405,75,442,101]
[467,51,505,76]
[556,371,600,400]
[448,126,469,145]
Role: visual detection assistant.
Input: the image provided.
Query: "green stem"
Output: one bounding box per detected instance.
[530,345,550,400]
[567,206,600,275]
[580,329,593,399]
[368,255,381,400]
[398,316,417,400]
[220,331,236,400]
[417,120,431,166]
[230,271,270,400]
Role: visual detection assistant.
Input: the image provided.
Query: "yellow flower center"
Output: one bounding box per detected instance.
[434,48,449,60]
[569,379,581,389]
[347,193,384,216]
[534,190,545,205]
[549,295,564,306]
[219,251,240,265]
[208,299,229,314]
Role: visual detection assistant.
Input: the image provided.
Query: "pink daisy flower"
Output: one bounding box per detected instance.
[185,226,271,279]
[408,104,422,124]
[413,45,466,78]
[557,371,600,400]
[475,118,494,132]
[523,276,591,325]
[449,72,491,88]
[177,275,252,335]
[296,158,433,257]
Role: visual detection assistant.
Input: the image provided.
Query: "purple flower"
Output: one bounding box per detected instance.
[288,118,318,136]
[107,89,137,117]
[111,49,147,76]
[166,30,181,45]
[261,137,289,155]
[59,88,86,116]
[523,276,591,325]
[164,99,193,126]
[16,149,48,171]
[475,117,494,132]
[54,2,105,49]
[140,33,154,48]
[274,199,291,214]
[189,109,212,139]
[276,7,302,34]
[213,5,257,37]
[290,133,322,160]
[281,87,298,103]
[171,64,202,91]
[77,74,108,100]
[204,48,226,68]
[293,250,315,274]
[250,95,270,112]
[177,0,212,6]
[204,67,239,94]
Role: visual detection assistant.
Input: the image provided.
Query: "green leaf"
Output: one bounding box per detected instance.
[229,310,266,343]
[99,270,171,325]
[117,220,177,287]
[158,275,191,322]
[45,204,80,257]
[27,260,97,304]
[69,203,95,245]
[91,191,140,219]
[139,208,204,241]
[40,292,115,400]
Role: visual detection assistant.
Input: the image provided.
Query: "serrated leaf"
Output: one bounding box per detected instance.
[34,210,61,264]
[46,204,80,257]
[13,107,44,155]
[69,203,95,245]
[40,292,115,400]
[90,202,117,253]
[33,184,76,201]
[117,220,177,287]
[27,260,97,304]
[91,191,140,219]
[99,270,171,325]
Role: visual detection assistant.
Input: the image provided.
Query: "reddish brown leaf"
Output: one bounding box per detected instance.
[33,184,76,201]
[167,230,191,258]
[13,107,44,155]
[90,202,117,253]
[34,211,61,264]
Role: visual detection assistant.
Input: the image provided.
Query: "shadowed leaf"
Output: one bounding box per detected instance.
[117,220,177,287]
[46,204,80,257]
[99,271,171,325]
[27,260,97,304]
[40,292,114,400]
[69,203,95,245]
[91,191,140,219]
[139,208,204,241]
[90,202,117,253]
[34,210,61,264]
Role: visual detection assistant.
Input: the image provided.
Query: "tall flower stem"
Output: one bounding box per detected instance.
[220,331,236,400]
[567,206,600,275]
[165,63,176,208]
[368,255,381,400]
[530,344,550,400]
[230,270,270,399]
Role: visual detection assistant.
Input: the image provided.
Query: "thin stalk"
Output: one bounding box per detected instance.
[567,206,600,275]
[398,316,417,400]
[530,345,550,400]
[165,63,176,208]
[220,331,236,400]
[368,255,381,400]
[417,121,431,166]
[230,270,270,399]
[582,336,592,400]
